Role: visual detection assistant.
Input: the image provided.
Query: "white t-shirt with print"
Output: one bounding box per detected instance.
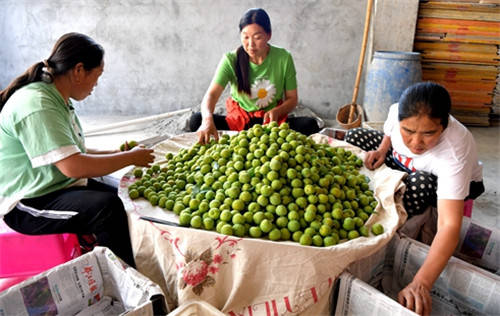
[384,103,482,200]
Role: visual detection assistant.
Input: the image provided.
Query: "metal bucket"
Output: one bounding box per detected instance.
[363,51,422,122]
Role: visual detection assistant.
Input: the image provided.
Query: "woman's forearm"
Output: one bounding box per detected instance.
[377,135,392,154]
[201,94,216,120]
[55,149,154,179]
[413,224,460,289]
[201,83,224,121]
[275,89,298,118]
[279,98,297,116]
[413,199,463,289]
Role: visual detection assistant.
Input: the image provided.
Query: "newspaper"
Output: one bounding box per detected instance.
[399,208,500,276]
[74,296,124,316]
[455,216,500,275]
[392,237,500,316]
[332,272,418,316]
[0,253,104,316]
[0,247,167,316]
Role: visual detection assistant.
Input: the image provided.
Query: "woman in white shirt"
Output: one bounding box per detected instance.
[345,82,484,315]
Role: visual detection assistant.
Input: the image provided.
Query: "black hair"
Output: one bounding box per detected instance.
[0,32,104,111]
[236,8,272,95]
[398,82,451,129]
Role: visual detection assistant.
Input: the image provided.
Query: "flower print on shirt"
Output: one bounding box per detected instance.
[251,78,276,109]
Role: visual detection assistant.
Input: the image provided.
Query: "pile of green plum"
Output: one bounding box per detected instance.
[127,122,384,247]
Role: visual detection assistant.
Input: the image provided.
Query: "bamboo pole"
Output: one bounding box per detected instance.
[84,108,191,135]
[348,0,373,124]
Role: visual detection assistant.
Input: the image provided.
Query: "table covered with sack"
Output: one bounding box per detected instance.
[118,131,407,315]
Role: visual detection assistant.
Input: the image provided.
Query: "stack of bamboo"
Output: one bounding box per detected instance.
[413,0,500,126]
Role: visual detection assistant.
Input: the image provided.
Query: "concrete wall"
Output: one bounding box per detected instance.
[0,0,416,119]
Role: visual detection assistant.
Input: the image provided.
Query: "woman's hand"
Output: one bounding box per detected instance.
[263,89,298,124]
[197,83,224,144]
[56,146,154,178]
[398,279,432,316]
[365,134,391,170]
[129,146,155,167]
[263,106,285,124]
[364,150,386,170]
[198,117,219,144]
[398,199,463,316]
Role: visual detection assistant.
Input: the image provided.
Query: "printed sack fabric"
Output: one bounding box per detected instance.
[119,132,407,315]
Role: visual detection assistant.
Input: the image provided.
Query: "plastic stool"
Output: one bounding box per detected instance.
[0,220,81,290]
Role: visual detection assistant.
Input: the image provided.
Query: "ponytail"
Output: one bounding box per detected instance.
[0,61,54,111]
[0,32,104,112]
[236,46,251,95]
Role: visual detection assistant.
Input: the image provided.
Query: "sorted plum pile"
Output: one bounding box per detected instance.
[127,122,383,246]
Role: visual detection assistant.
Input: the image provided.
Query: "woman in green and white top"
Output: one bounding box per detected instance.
[190,8,320,144]
[0,33,154,267]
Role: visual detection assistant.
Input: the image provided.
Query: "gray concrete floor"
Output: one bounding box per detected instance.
[80,115,500,231]
[467,126,500,230]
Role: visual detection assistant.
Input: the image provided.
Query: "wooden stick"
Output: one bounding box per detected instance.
[348,0,374,123]
[84,108,191,135]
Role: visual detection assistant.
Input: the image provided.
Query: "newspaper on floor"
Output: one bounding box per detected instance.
[455,216,500,275]
[392,237,500,315]
[399,208,500,275]
[332,272,418,316]
[347,234,500,315]
[0,246,167,316]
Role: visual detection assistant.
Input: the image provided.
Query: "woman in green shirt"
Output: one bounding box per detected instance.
[189,8,320,144]
[0,33,154,267]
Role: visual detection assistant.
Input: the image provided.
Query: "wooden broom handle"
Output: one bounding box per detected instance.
[348,0,374,123]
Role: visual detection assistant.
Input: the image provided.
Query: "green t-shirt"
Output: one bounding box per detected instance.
[0,82,86,216]
[213,45,297,112]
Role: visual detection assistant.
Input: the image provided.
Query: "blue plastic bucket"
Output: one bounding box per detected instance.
[362,51,422,122]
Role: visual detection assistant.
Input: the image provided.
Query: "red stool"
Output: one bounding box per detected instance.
[463,199,474,218]
[0,220,81,291]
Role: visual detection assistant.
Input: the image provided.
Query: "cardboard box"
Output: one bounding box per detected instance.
[0,247,168,316]
[331,271,418,315]
[345,234,500,315]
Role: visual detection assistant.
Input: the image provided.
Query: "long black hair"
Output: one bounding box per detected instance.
[398,82,451,129]
[0,32,104,111]
[236,8,271,95]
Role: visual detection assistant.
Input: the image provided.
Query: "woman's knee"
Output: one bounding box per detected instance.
[407,171,437,189]
[189,112,202,132]
[287,117,320,136]
[403,171,437,214]
[345,128,383,151]
[81,192,126,226]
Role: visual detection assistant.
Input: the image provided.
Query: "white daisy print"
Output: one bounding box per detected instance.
[251,78,276,109]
